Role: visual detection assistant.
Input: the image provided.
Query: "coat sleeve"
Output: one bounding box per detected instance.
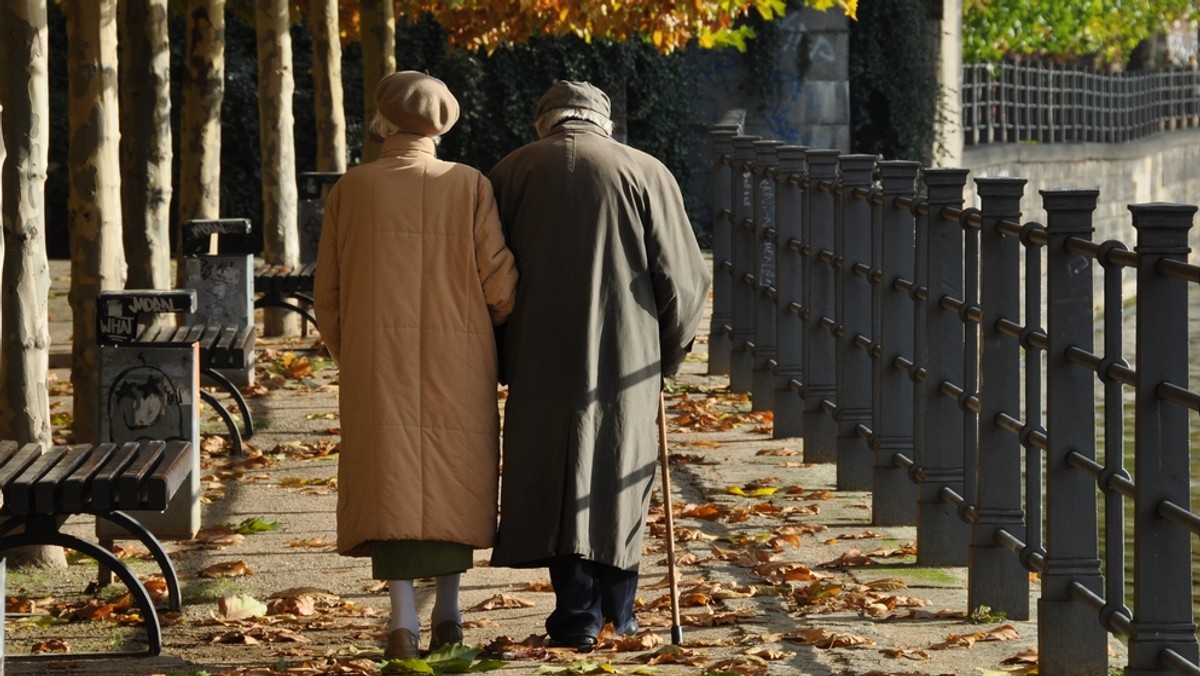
[314,183,343,363]
[644,164,711,379]
[473,175,519,326]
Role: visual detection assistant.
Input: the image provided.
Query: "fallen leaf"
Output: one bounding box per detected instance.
[930,623,1020,649]
[785,627,876,648]
[708,654,771,675]
[218,593,268,620]
[755,447,800,456]
[520,580,555,592]
[32,638,70,654]
[197,561,254,578]
[266,594,316,616]
[635,644,707,665]
[880,647,933,660]
[467,594,535,611]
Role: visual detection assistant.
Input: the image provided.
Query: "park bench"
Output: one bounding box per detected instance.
[0,438,193,658]
[251,172,341,332]
[178,218,261,453]
[99,286,251,456]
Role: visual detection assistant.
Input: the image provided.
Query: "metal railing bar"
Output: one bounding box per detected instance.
[1158,500,1200,537]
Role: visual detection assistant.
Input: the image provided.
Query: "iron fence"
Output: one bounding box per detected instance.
[962,61,1200,145]
[709,122,1200,674]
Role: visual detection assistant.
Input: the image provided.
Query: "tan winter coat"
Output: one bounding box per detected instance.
[314,134,518,557]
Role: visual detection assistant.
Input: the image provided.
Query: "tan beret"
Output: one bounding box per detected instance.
[374,71,460,137]
[535,80,611,119]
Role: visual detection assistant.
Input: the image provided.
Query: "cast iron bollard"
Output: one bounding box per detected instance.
[871,161,920,526]
[915,168,971,567]
[1040,189,1107,672]
[750,140,782,412]
[772,146,807,440]
[728,135,760,394]
[833,155,876,491]
[1127,203,1198,675]
[708,126,739,376]
[971,178,1031,620]
[799,150,840,465]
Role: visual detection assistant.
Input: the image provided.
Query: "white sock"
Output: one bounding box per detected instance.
[387,579,419,634]
[431,574,462,626]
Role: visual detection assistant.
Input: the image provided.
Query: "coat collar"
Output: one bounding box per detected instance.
[544,119,610,139]
[378,133,438,158]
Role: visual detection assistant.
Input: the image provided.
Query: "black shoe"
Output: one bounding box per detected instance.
[613,618,639,636]
[547,634,597,653]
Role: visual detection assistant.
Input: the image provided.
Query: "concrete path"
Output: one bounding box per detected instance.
[5,260,1127,675]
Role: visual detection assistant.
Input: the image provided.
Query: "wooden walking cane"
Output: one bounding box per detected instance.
[657,392,684,645]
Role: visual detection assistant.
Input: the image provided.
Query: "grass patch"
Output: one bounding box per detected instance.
[182,577,245,604]
[897,566,959,587]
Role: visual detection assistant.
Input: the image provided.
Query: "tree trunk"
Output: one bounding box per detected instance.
[310,0,346,173]
[0,0,53,447]
[360,0,395,163]
[119,0,173,290]
[0,0,68,572]
[257,0,300,337]
[66,0,125,444]
[178,0,225,287]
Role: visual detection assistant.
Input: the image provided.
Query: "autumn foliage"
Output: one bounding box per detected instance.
[310,0,857,53]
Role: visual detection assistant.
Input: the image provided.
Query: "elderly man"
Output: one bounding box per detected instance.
[488,80,709,651]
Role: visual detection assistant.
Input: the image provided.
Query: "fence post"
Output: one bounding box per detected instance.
[1127,202,1198,675]
[872,161,920,526]
[801,150,842,464]
[916,168,971,567]
[729,135,761,394]
[1040,189,1108,673]
[751,140,783,412]
[971,178,1031,620]
[708,125,740,376]
[834,155,876,491]
[773,146,808,439]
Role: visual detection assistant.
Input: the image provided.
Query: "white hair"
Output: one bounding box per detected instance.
[535,107,613,138]
[368,110,441,144]
[369,110,401,138]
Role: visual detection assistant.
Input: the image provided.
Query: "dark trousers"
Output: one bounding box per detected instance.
[545,554,638,639]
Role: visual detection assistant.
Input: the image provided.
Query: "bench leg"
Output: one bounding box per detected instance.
[201,368,255,440]
[0,532,163,658]
[100,511,183,613]
[199,389,245,456]
[254,295,319,333]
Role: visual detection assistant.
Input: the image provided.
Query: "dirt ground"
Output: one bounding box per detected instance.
[1,262,1126,675]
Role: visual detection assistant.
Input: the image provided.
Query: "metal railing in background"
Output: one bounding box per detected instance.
[962,61,1200,146]
[708,123,1200,674]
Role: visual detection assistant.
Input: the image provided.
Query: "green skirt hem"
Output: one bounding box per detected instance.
[370,540,473,580]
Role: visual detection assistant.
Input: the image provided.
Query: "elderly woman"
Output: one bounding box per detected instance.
[314,71,518,660]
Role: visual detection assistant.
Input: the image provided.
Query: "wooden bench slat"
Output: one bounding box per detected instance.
[62,442,119,513]
[231,326,255,366]
[115,440,166,510]
[138,325,171,343]
[0,443,46,497]
[33,445,95,514]
[0,439,24,469]
[197,325,222,368]
[89,442,142,512]
[6,446,69,515]
[145,441,193,508]
[181,324,207,345]
[208,325,232,367]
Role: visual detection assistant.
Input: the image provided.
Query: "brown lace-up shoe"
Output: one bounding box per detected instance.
[429,620,463,651]
[385,628,420,660]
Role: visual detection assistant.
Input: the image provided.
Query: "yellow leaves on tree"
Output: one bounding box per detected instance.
[321,0,856,54]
